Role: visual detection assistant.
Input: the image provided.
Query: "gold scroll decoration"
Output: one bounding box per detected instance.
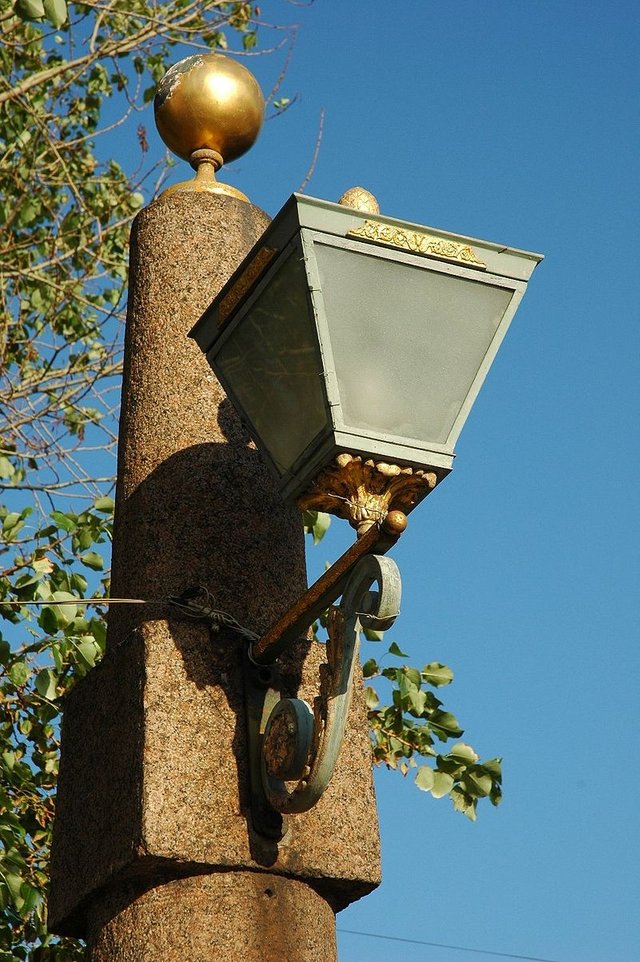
[298,453,438,537]
[347,220,487,270]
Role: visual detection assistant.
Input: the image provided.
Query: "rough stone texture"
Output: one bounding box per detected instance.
[49,192,381,945]
[86,874,337,962]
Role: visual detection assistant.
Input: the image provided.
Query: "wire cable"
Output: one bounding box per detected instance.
[1,598,154,606]
[1,587,260,642]
[337,928,566,962]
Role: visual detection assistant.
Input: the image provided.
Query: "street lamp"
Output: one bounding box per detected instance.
[156,53,542,839]
[189,192,541,837]
[191,193,542,532]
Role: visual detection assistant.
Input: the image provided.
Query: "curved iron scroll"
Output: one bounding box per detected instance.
[244,554,401,833]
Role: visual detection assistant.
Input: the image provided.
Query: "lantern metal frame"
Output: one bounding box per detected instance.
[191,194,542,506]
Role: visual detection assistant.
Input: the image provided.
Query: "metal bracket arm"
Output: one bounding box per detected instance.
[243,513,405,838]
[250,509,407,666]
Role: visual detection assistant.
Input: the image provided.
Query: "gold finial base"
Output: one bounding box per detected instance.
[298,454,438,537]
[163,180,250,202]
[161,148,250,202]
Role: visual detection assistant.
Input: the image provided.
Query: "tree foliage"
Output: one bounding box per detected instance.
[0,1,291,956]
[0,4,501,957]
[303,511,502,824]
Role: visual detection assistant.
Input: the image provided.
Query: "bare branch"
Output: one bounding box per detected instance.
[298,106,325,193]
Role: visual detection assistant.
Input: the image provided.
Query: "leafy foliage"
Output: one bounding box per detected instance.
[301,509,331,546]
[305,513,503,823]
[0,0,292,956]
[364,651,502,821]
[0,0,274,501]
[0,499,111,960]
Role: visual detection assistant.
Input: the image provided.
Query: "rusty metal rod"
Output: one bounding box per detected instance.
[251,510,408,665]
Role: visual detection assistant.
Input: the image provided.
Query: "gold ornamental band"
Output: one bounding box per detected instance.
[347,220,487,270]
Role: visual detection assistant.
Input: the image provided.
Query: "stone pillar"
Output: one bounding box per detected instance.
[49,191,381,961]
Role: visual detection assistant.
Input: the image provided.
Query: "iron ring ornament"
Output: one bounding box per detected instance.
[244,553,401,837]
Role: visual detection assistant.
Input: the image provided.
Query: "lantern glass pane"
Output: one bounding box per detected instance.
[315,243,513,446]
[215,250,327,475]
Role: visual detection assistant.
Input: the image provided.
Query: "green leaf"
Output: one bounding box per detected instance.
[388,641,409,658]
[2,872,24,906]
[430,710,463,737]
[481,757,503,779]
[490,783,503,807]
[52,643,64,672]
[302,509,317,528]
[18,880,41,914]
[8,661,29,687]
[50,591,78,626]
[362,658,379,678]
[363,627,384,641]
[93,496,115,513]
[408,687,427,715]
[38,606,59,635]
[50,511,76,532]
[364,686,379,709]
[75,637,100,668]
[35,668,58,700]
[415,765,435,791]
[71,572,88,593]
[451,786,478,821]
[449,742,480,765]
[422,662,454,687]
[90,617,107,647]
[302,509,331,544]
[463,769,493,798]
[76,528,94,550]
[397,670,415,700]
[311,512,330,545]
[14,0,45,20]
[430,770,454,798]
[403,667,422,688]
[0,456,15,479]
[2,512,27,541]
[435,754,465,777]
[80,551,103,570]
[42,0,67,27]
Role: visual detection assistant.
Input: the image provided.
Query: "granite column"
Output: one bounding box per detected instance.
[49,191,381,961]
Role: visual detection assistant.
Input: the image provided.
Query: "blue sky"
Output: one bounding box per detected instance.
[149,3,640,960]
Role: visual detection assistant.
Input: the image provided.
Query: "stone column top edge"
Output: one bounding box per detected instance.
[138,188,270,221]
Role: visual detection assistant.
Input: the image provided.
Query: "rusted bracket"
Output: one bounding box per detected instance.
[243,512,406,838]
[251,509,407,666]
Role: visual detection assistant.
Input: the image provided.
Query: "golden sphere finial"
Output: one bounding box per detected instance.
[154,54,264,201]
[338,186,380,214]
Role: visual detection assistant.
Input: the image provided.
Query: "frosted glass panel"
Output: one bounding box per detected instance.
[215,250,328,474]
[315,243,513,445]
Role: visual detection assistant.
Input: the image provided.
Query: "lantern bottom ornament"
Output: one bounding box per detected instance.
[297,452,438,536]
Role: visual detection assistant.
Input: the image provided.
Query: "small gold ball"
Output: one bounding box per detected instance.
[338,186,380,214]
[154,54,264,165]
[384,510,408,535]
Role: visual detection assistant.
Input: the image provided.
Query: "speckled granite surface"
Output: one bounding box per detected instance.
[49,193,380,951]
